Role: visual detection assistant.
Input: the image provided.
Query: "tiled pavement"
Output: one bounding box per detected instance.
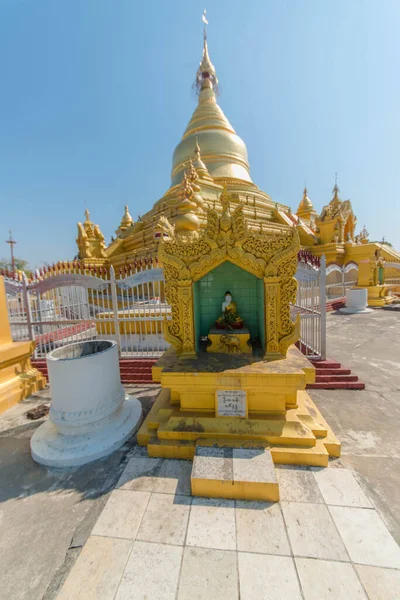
[57,456,400,600]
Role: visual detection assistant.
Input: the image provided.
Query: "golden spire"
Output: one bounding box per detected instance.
[296,185,315,219]
[178,173,192,200]
[196,10,218,95]
[83,208,94,236]
[187,159,199,186]
[175,173,201,236]
[170,15,252,186]
[120,204,133,228]
[192,138,213,181]
[331,173,340,202]
[186,159,206,213]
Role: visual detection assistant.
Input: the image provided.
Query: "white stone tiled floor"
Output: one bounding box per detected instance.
[57,459,400,600]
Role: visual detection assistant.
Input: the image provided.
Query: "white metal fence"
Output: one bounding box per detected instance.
[4,266,169,358]
[326,261,359,298]
[292,253,326,360]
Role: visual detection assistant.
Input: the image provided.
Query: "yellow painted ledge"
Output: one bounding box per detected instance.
[0,342,46,415]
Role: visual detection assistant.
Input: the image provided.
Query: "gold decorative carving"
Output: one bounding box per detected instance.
[158,188,300,359]
[76,210,107,260]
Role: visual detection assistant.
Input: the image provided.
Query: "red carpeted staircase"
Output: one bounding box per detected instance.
[325,297,346,312]
[32,358,158,385]
[307,359,365,390]
[119,359,157,384]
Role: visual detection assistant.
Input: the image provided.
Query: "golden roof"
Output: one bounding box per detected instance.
[171,35,252,186]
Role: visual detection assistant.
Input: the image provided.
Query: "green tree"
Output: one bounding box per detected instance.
[0,257,31,274]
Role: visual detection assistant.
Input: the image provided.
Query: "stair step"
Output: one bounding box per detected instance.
[123,380,157,384]
[122,377,153,383]
[120,360,157,366]
[311,360,342,369]
[120,368,153,373]
[191,446,279,502]
[316,375,359,383]
[315,368,351,376]
[308,382,365,390]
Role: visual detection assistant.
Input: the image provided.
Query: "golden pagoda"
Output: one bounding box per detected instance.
[75,24,400,305]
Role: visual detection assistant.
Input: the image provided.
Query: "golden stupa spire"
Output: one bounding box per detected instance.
[170,13,252,186]
[120,204,133,228]
[116,204,133,237]
[195,10,218,95]
[331,173,340,202]
[192,137,213,181]
[296,184,315,220]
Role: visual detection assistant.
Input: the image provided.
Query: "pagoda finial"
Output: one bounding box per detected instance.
[332,172,340,199]
[120,204,133,228]
[84,208,91,222]
[195,9,218,95]
[202,9,208,41]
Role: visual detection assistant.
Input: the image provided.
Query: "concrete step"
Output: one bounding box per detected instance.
[316,374,359,383]
[191,446,279,502]
[308,381,365,390]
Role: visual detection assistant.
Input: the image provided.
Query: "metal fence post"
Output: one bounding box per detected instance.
[109,266,121,353]
[319,255,327,361]
[22,273,34,342]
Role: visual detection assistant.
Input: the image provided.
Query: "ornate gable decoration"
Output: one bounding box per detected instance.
[157,188,300,359]
[76,210,107,261]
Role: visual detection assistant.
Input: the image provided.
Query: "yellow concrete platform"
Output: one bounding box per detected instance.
[140,344,339,469]
[355,285,396,307]
[137,392,340,467]
[151,345,315,414]
[0,277,46,414]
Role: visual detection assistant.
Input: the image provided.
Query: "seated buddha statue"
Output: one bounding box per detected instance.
[216,291,244,329]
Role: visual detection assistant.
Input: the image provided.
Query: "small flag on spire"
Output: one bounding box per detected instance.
[202,9,208,25]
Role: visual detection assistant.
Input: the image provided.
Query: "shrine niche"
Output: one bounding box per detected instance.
[157,187,300,360]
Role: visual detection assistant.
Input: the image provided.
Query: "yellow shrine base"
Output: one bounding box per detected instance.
[356,285,396,307]
[138,346,340,467]
[0,341,47,415]
[207,327,252,354]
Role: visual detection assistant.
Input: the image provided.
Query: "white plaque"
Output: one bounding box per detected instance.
[216,390,247,418]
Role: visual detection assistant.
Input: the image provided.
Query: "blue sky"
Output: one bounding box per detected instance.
[1,0,399,268]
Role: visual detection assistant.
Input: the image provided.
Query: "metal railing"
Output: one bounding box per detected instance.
[292,254,326,360]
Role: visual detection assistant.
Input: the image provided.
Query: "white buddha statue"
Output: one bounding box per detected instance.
[216,291,243,328]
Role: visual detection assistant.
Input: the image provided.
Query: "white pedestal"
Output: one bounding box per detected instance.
[30,340,142,467]
[339,289,373,314]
